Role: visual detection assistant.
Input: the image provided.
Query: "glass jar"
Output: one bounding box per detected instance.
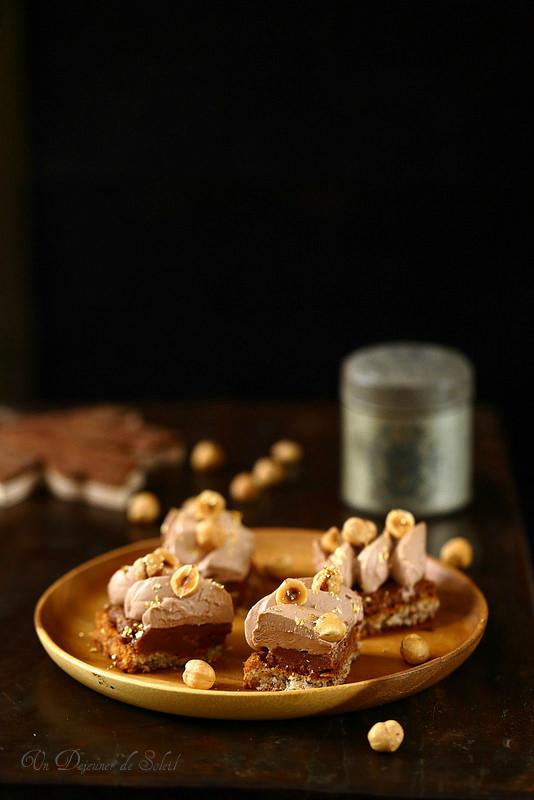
[340,341,475,517]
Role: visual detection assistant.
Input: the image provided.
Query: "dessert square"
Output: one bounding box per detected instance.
[94,547,234,673]
[313,509,440,636]
[243,568,364,690]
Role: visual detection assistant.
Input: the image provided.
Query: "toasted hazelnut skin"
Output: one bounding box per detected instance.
[440,537,474,569]
[127,492,161,524]
[145,551,165,577]
[275,578,308,605]
[270,439,304,465]
[170,564,201,598]
[182,659,216,690]
[252,457,286,488]
[196,517,226,550]
[229,471,259,502]
[367,720,404,752]
[341,517,377,548]
[132,557,148,580]
[153,547,180,568]
[320,526,341,554]
[133,548,179,579]
[190,440,226,472]
[385,509,415,539]
[312,565,344,594]
[196,490,226,518]
[315,612,347,643]
[401,633,431,665]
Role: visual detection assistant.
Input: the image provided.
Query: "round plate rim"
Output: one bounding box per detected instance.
[34,528,489,719]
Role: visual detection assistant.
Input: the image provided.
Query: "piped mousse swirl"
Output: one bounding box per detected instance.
[106,546,234,630]
[314,513,429,596]
[124,574,234,629]
[160,490,254,584]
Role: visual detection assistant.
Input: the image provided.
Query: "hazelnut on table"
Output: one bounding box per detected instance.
[367,720,404,752]
[126,492,161,524]
[190,440,226,472]
[252,456,285,488]
[229,471,259,502]
[440,537,474,569]
[270,439,304,465]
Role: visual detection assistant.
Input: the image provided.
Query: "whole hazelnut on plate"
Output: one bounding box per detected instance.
[401,633,430,665]
[182,659,216,690]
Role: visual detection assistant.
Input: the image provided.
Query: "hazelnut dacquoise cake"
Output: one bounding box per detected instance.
[313,509,440,636]
[243,565,364,690]
[93,546,234,673]
[160,490,256,607]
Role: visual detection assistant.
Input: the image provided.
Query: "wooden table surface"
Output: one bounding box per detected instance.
[1,400,533,799]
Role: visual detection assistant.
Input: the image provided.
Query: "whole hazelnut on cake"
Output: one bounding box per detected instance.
[385,509,415,539]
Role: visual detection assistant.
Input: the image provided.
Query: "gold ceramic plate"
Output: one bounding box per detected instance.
[34,528,488,720]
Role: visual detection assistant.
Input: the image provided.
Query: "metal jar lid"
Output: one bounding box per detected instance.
[341,341,475,412]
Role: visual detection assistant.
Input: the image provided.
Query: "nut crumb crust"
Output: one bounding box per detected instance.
[93,607,230,673]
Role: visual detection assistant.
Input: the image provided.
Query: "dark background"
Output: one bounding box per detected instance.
[2,3,532,534]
